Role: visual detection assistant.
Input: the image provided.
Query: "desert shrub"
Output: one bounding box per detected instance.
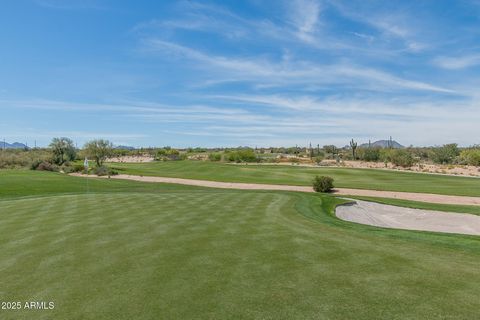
[94,166,118,176]
[62,164,85,174]
[208,153,222,161]
[409,147,431,161]
[360,148,381,162]
[312,176,334,193]
[460,149,480,166]
[156,148,184,161]
[30,159,44,170]
[226,149,258,163]
[0,149,52,169]
[388,149,415,167]
[36,161,58,172]
[314,156,324,164]
[430,144,459,164]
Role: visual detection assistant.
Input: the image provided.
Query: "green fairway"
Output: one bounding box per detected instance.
[110,161,480,197]
[0,169,197,200]
[1,170,480,319]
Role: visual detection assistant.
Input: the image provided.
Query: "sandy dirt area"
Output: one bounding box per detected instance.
[336,200,480,236]
[105,155,154,163]
[231,160,480,177]
[70,173,480,206]
[336,160,480,177]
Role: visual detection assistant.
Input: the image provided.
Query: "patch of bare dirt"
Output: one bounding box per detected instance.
[105,155,154,163]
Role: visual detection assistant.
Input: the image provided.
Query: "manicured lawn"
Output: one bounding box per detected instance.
[1,170,480,319]
[0,169,195,199]
[110,161,480,197]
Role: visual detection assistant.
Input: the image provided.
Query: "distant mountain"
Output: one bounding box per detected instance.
[359,140,404,149]
[115,145,135,150]
[1,141,28,149]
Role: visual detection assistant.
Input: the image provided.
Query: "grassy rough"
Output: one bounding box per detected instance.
[0,170,480,319]
[110,161,480,197]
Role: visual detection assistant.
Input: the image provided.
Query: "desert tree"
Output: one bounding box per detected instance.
[323,145,338,157]
[49,137,76,165]
[84,139,113,166]
[430,143,459,164]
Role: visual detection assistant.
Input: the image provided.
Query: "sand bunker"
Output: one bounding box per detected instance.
[336,200,480,236]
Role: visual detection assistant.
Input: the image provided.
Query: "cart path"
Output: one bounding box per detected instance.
[70,173,480,206]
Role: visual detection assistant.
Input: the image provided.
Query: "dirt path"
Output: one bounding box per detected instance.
[336,200,480,236]
[70,173,480,206]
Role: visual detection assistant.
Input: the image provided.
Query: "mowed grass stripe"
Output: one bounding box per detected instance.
[1,191,480,319]
[111,161,480,197]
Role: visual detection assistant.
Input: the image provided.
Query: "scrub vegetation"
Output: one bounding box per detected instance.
[111,161,480,197]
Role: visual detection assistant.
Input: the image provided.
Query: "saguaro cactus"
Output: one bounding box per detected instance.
[387,136,393,149]
[350,139,358,160]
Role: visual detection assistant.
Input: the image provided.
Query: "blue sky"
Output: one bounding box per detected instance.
[1,0,480,147]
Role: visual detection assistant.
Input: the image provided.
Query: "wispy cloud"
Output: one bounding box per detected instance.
[140,39,454,93]
[287,0,321,43]
[329,1,428,52]
[6,0,480,147]
[433,54,480,69]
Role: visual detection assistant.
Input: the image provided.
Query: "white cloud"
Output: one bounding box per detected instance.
[329,1,428,52]
[141,39,455,93]
[288,0,321,43]
[433,54,480,69]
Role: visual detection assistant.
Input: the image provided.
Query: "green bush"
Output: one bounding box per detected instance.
[312,176,334,193]
[208,153,222,161]
[460,149,480,166]
[30,159,44,170]
[360,148,381,162]
[430,144,459,164]
[226,149,258,163]
[155,148,184,161]
[314,156,324,164]
[35,161,58,172]
[388,149,415,167]
[65,164,86,173]
[94,166,118,177]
